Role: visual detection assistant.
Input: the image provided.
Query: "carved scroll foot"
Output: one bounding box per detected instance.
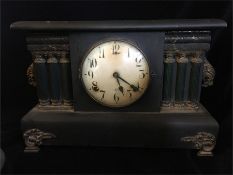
[23,128,56,153]
[181,132,216,157]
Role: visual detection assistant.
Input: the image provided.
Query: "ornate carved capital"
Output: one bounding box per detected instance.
[190,52,203,64]
[47,52,58,63]
[164,51,175,63]
[23,128,56,152]
[60,51,70,63]
[181,132,216,156]
[176,52,188,63]
[202,59,215,87]
[32,52,46,63]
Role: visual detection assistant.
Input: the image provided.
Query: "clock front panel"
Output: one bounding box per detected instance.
[70,32,164,112]
[81,40,150,108]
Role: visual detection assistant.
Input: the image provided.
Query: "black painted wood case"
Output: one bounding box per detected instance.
[11,19,227,156]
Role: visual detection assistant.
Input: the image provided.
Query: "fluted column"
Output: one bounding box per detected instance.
[60,51,73,106]
[175,52,190,105]
[47,52,62,105]
[188,51,204,103]
[162,51,176,106]
[32,51,50,106]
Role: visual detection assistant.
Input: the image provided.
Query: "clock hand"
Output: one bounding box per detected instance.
[113,72,139,92]
[113,72,124,95]
[117,79,124,95]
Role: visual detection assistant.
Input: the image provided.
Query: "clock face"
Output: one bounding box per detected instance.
[81,40,150,107]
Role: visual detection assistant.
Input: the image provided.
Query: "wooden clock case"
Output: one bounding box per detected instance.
[10,20,227,156]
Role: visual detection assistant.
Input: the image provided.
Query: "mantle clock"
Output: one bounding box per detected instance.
[11,19,226,156]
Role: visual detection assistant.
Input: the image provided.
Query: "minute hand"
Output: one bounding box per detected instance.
[117,76,139,92]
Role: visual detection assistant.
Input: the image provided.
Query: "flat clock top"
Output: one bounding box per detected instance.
[11,19,227,31]
[81,40,150,107]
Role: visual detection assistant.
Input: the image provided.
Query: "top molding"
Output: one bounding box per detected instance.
[10,19,227,31]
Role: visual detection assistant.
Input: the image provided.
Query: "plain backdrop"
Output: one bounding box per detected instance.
[1,1,232,174]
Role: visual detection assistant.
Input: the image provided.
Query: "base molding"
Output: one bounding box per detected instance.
[22,105,218,156]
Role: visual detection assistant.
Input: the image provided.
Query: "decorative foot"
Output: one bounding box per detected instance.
[181,132,216,157]
[23,128,56,153]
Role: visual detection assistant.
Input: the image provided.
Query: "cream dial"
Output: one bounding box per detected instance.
[81,40,150,107]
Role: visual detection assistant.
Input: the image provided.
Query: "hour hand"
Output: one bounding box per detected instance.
[114,73,124,95]
[119,85,124,95]
[117,79,124,95]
